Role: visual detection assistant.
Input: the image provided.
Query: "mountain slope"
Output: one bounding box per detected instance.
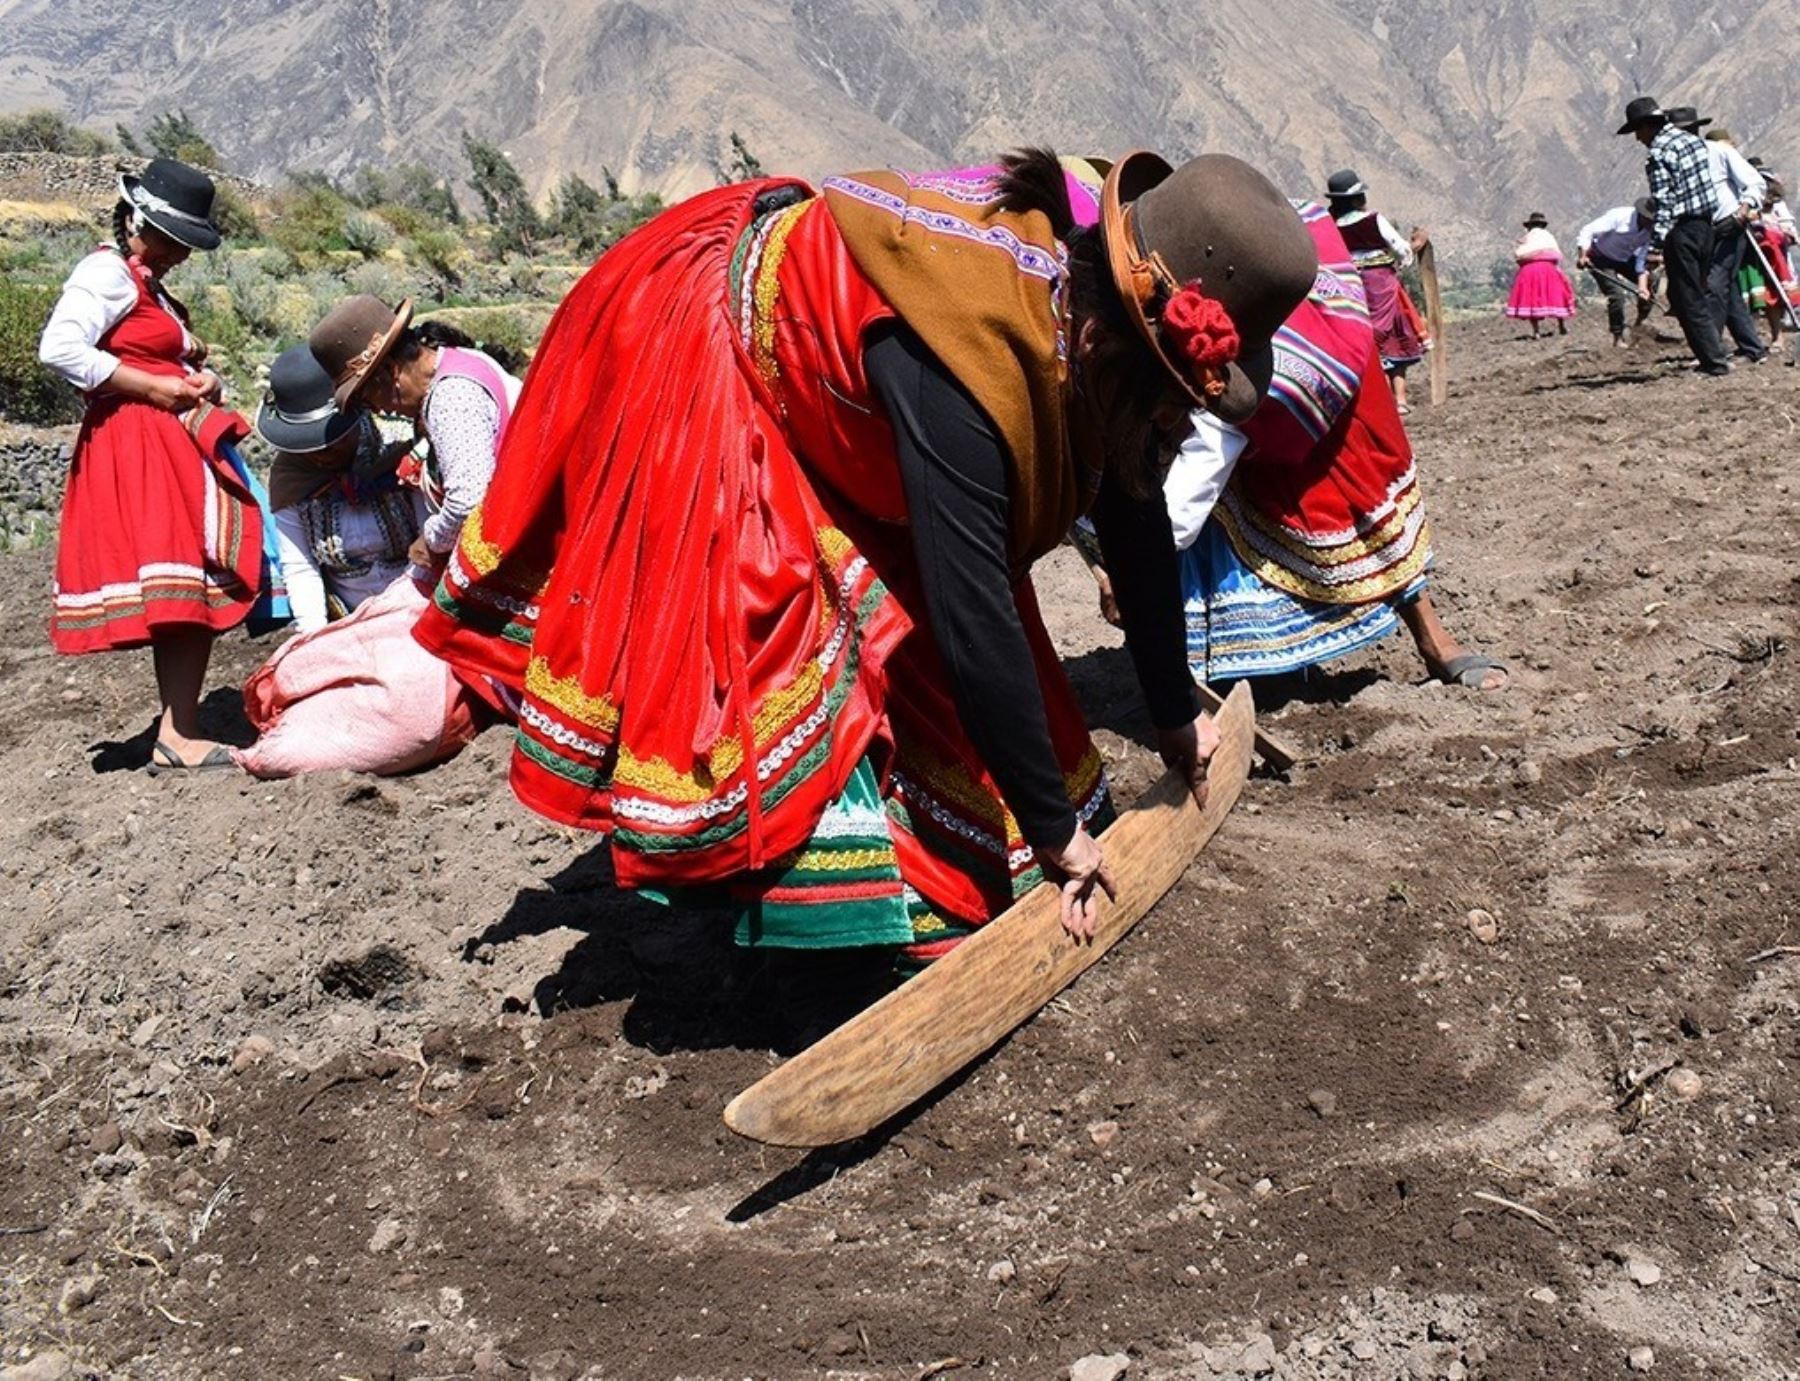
[2,0,1795,269]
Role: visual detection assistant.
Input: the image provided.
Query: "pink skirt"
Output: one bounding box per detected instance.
[1505,260,1576,320]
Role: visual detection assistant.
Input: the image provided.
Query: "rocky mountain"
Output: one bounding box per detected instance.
[2,0,1796,273]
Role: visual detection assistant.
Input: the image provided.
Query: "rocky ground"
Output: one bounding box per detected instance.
[1,316,1797,1379]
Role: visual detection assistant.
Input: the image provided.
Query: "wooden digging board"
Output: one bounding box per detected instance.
[723,680,1256,1147]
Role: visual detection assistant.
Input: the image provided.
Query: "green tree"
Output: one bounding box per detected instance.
[115,123,143,156]
[0,281,81,425]
[143,110,224,170]
[549,172,608,253]
[722,131,764,183]
[462,134,540,253]
[349,162,460,225]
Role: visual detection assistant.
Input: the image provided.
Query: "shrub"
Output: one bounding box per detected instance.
[408,229,469,292]
[341,208,396,259]
[0,109,113,155]
[266,181,352,264]
[210,183,262,243]
[0,280,80,425]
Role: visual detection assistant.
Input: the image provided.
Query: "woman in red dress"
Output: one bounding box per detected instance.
[416,149,1317,964]
[38,159,265,773]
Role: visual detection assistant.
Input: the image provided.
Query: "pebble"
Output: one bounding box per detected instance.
[1449,1218,1477,1242]
[1667,1068,1703,1100]
[1068,1354,1130,1381]
[0,1352,75,1381]
[1250,1177,1274,1198]
[231,1034,275,1073]
[1626,1256,1663,1288]
[1466,909,1499,944]
[986,1259,1017,1285]
[86,1120,122,1155]
[1515,760,1543,785]
[1238,1333,1279,1374]
[129,1013,165,1047]
[367,1217,407,1254]
[1306,1089,1338,1118]
[1628,1345,1656,1372]
[1086,1120,1120,1148]
[56,1276,98,1316]
[1529,1286,1558,1304]
[1348,1338,1378,1361]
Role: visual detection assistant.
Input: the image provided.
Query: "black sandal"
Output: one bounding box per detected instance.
[147,741,237,776]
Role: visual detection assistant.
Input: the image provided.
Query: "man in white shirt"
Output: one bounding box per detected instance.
[1671,107,1769,362]
[1575,198,1657,345]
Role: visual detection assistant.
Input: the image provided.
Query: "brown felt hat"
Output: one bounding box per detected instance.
[1102,151,1318,422]
[308,294,414,408]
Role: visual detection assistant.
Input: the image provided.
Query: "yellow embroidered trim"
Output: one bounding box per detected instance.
[817,525,855,567]
[899,743,1103,847]
[613,747,720,802]
[1226,482,1423,572]
[459,504,504,577]
[1215,497,1432,606]
[788,846,899,872]
[751,200,809,387]
[525,656,620,733]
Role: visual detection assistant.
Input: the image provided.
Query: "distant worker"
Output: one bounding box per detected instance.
[1669,108,1768,363]
[1575,197,1658,348]
[1326,168,1429,413]
[1617,96,1731,376]
[1503,212,1577,339]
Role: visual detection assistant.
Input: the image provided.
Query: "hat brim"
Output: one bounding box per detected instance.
[1101,150,1212,408]
[1616,114,1662,135]
[1327,183,1367,199]
[333,298,415,409]
[254,398,362,455]
[1211,344,1273,425]
[119,174,222,252]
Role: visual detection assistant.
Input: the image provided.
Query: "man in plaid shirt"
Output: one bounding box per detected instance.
[1618,95,1731,375]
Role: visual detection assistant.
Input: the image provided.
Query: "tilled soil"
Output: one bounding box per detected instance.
[2,317,1797,1380]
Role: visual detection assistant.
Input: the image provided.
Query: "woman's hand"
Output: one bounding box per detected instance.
[1034,824,1117,942]
[185,369,224,403]
[1093,567,1122,627]
[143,373,204,413]
[406,535,438,572]
[1157,711,1221,810]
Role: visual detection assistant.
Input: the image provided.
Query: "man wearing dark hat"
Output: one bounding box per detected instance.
[1618,96,1731,374]
[1575,196,1659,346]
[1669,108,1770,362]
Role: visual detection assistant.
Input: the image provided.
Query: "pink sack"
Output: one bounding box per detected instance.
[235,578,483,778]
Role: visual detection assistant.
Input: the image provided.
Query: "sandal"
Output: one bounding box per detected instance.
[1433,653,1509,691]
[147,741,237,776]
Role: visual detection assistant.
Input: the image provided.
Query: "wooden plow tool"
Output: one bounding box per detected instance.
[723,681,1257,1147]
[1417,237,1449,406]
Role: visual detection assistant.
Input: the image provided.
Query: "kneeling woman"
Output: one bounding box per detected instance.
[37,158,266,773]
[415,150,1314,961]
[257,344,428,633]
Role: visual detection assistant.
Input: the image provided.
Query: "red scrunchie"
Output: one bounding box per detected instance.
[1160,281,1241,371]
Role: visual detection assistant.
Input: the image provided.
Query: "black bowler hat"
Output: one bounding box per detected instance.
[255,345,363,454]
[1325,168,1367,199]
[1616,96,1666,136]
[119,157,222,251]
[1522,211,1549,229]
[1664,105,1711,132]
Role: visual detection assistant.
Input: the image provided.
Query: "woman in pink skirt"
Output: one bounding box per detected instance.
[1505,212,1577,337]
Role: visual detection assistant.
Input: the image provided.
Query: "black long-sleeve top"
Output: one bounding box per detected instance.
[863,322,1199,851]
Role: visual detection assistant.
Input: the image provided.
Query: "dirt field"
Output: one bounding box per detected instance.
[2,316,1797,1380]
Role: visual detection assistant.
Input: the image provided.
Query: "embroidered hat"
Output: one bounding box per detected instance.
[1616,97,1666,135]
[1522,211,1549,229]
[308,295,414,408]
[1324,169,1367,200]
[118,158,222,251]
[255,344,364,454]
[1101,151,1318,423]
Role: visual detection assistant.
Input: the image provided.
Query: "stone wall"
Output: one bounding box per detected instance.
[0,154,263,210]
[0,425,74,549]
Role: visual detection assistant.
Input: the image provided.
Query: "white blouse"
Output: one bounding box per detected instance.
[1164,411,1250,550]
[274,485,430,634]
[38,249,196,391]
[418,354,524,554]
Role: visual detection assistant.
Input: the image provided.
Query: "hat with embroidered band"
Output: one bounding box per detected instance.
[1325,168,1367,200]
[1616,96,1666,135]
[255,344,363,454]
[1101,150,1318,423]
[118,158,222,252]
[308,295,414,409]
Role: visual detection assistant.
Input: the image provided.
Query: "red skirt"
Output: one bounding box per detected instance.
[416,181,1111,954]
[52,397,261,654]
